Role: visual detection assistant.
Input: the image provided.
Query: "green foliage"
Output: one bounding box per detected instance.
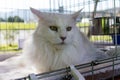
[14,16,24,22]
[7,16,14,22]
[7,16,24,22]
[103,19,110,34]
[101,17,120,34]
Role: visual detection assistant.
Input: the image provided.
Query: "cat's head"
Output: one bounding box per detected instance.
[30,8,82,45]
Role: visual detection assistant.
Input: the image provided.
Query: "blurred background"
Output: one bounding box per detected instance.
[0,0,120,53]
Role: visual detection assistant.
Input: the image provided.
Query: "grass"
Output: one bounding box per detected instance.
[0,35,112,51]
[76,22,90,27]
[90,35,112,42]
[0,22,90,30]
[0,22,36,30]
[0,44,21,52]
[0,22,113,52]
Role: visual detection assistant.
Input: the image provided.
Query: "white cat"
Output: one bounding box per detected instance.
[0,8,108,80]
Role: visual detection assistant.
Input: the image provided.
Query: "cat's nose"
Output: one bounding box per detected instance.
[60,36,66,41]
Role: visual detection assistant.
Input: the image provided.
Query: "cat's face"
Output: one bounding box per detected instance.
[31,8,81,45]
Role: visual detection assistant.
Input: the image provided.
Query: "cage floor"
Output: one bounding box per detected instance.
[85,68,120,80]
[0,53,17,61]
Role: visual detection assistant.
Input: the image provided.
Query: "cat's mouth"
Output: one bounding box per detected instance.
[57,41,66,45]
[60,42,65,45]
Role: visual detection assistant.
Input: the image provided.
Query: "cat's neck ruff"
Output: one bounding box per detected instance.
[23,29,97,73]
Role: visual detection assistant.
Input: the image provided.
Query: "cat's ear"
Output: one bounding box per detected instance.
[71,9,83,19]
[30,7,43,19]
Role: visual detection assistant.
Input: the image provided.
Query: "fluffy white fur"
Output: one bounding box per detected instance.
[0,8,108,80]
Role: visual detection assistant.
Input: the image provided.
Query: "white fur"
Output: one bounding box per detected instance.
[0,8,108,80]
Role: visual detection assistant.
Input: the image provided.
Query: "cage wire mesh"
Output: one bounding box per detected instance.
[15,55,120,80]
[0,0,120,80]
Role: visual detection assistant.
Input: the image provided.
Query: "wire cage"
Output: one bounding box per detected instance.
[1,0,120,51]
[0,0,120,80]
[15,55,120,80]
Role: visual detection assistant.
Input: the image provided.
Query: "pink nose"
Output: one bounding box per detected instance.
[60,36,66,41]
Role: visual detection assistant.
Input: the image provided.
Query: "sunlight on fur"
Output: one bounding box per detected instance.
[0,8,109,80]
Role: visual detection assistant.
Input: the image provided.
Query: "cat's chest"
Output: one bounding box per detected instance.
[33,39,88,71]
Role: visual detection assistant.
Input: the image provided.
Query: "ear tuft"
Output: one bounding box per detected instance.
[72,9,83,20]
[30,7,42,18]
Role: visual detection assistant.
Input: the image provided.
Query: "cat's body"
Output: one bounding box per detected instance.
[0,8,108,80]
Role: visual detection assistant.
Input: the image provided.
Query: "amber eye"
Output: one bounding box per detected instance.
[66,26,72,31]
[49,26,58,32]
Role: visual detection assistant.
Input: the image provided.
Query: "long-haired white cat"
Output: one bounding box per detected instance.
[0,8,108,80]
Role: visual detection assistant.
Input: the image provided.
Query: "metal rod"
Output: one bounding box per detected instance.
[82,61,120,74]
[15,56,120,80]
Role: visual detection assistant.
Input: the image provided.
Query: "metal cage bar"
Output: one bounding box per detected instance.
[0,0,120,80]
[15,55,120,80]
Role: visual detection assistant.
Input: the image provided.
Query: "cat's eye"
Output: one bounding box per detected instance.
[49,26,58,32]
[66,26,72,31]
